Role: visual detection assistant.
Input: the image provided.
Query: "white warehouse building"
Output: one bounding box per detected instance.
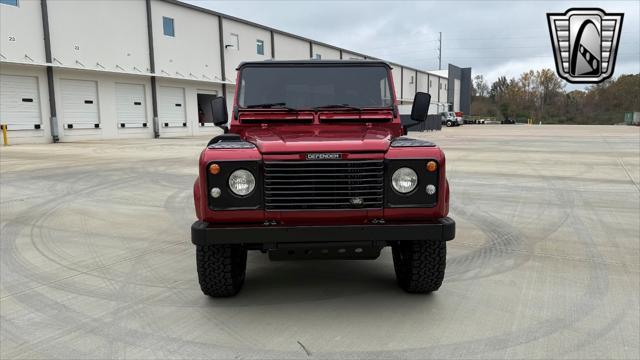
[0,0,470,144]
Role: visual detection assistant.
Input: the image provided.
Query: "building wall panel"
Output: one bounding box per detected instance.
[1,0,459,143]
[439,77,448,105]
[48,0,149,73]
[402,69,417,103]
[417,72,429,94]
[311,44,340,60]
[453,78,461,112]
[0,0,46,64]
[342,51,364,60]
[273,33,309,60]
[152,0,222,82]
[222,18,272,81]
[428,75,438,100]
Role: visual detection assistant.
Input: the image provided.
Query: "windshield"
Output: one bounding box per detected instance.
[238,65,394,109]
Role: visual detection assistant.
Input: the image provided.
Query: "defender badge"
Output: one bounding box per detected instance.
[547,8,623,83]
[305,153,343,160]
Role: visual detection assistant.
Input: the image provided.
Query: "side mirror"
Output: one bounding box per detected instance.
[410,92,431,122]
[211,96,228,126]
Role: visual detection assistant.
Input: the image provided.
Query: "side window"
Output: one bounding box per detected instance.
[0,0,18,6]
[256,39,264,55]
[163,17,175,37]
[410,75,414,84]
[229,33,239,50]
[380,78,392,106]
[429,79,432,88]
[444,83,447,90]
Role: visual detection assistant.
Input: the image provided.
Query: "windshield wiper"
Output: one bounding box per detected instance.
[244,102,296,111]
[312,104,362,111]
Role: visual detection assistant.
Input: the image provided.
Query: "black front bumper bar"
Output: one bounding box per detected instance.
[191,217,455,246]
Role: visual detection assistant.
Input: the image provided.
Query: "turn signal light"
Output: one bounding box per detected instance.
[209,163,221,175]
[426,161,437,172]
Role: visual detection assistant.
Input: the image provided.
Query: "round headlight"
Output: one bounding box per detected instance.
[391,167,418,194]
[228,169,255,196]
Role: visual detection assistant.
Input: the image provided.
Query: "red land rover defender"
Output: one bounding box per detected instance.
[192,60,455,297]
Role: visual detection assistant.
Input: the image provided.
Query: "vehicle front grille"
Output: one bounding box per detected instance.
[263,160,384,210]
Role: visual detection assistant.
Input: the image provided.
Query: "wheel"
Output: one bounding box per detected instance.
[196,244,247,297]
[392,241,446,293]
[446,120,454,127]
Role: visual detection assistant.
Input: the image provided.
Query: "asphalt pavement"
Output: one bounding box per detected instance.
[1,125,638,359]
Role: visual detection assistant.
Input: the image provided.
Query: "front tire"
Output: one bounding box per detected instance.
[446,120,454,127]
[392,241,446,293]
[196,244,247,297]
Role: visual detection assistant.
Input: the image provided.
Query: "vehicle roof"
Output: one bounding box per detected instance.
[237,60,392,70]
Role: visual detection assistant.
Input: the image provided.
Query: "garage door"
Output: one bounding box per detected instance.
[0,74,42,130]
[115,83,146,128]
[60,79,99,129]
[158,86,186,127]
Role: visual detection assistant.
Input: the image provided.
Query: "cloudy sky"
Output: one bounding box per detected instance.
[185,0,639,88]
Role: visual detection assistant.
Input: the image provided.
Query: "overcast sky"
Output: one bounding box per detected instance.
[185,0,639,89]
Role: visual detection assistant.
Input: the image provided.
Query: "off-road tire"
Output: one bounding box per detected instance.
[196,244,247,297]
[446,120,454,127]
[392,241,446,293]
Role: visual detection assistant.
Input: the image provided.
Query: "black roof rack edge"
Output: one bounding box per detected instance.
[237,60,392,70]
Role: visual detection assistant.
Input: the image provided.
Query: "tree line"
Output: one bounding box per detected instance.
[470,70,639,124]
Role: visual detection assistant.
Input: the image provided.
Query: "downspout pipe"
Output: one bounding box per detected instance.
[218,16,226,101]
[145,0,160,138]
[40,0,59,142]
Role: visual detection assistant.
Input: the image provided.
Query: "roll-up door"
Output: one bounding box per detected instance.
[0,74,42,130]
[60,79,99,129]
[116,83,146,128]
[158,86,186,127]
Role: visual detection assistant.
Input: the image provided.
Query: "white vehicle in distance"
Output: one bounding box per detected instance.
[441,112,463,127]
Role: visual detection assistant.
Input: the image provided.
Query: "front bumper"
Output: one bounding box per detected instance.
[191,217,455,246]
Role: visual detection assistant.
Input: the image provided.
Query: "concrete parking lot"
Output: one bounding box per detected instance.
[1,125,639,359]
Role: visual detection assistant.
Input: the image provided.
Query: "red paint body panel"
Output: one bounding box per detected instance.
[194,65,450,226]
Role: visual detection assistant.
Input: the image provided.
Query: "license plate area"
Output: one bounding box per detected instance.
[268,241,383,261]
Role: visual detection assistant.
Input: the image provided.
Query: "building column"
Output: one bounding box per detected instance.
[270,30,275,59]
